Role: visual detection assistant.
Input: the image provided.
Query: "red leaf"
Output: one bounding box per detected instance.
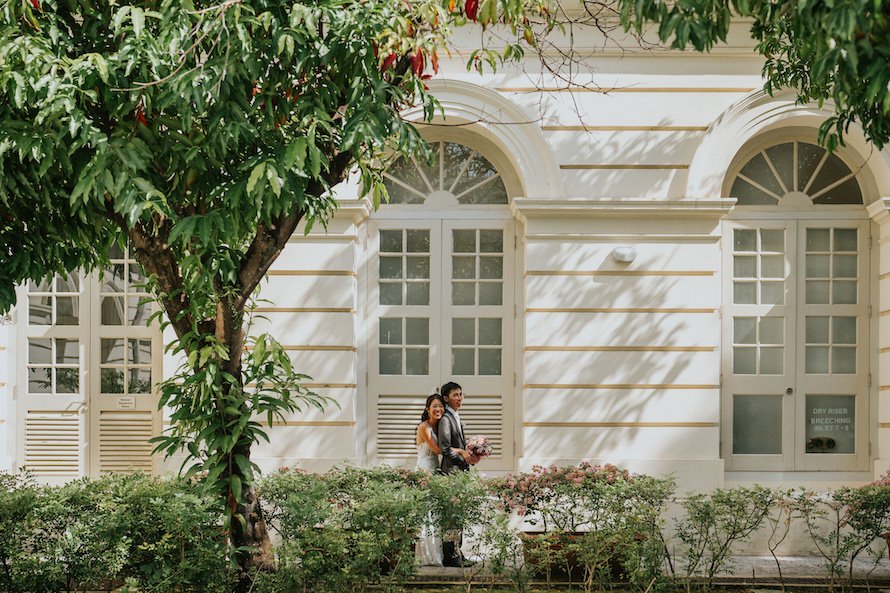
[466,0,478,21]
[449,0,456,11]
[135,106,148,126]
[431,49,439,74]
[29,0,40,10]
[411,49,425,76]
[380,53,398,72]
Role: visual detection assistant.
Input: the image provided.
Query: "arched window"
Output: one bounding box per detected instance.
[383,142,508,206]
[723,138,870,473]
[730,141,863,206]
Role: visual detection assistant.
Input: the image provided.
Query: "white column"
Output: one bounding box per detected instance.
[868,198,890,476]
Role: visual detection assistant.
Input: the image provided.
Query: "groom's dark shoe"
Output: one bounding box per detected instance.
[443,558,476,568]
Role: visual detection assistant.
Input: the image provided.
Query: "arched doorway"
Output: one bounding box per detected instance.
[367,140,517,470]
[722,135,872,472]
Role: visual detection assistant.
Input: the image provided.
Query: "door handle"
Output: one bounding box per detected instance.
[785,387,794,395]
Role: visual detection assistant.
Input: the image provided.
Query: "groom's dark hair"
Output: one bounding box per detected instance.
[440,381,462,403]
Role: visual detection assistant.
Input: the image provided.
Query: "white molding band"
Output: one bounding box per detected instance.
[511,197,736,221]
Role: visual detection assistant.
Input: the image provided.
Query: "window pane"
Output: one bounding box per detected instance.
[733,317,756,345]
[479,230,503,253]
[380,257,402,279]
[760,347,783,374]
[733,256,756,278]
[832,317,856,345]
[128,266,147,291]
[479,256,503,280]
[739,153,783,197]
[406,229,430,253]
[806,228,830,251]
[760,255,783,279]
[102,264,126,292]
[405,318,429,345]
[101,338,125,364]
[379,283,402,306]
[128,368,152,393]
[832,347,856,374]
[29,296,54,326]
[764,143,793,192]
[759,317,783,344]
[733,395,782,454]
[56,274,79,292]
[55,297,79,325]
[760,282,783,305]
[806,281,830,304]
[128,296,151,326]
[28,338,52,364]
[452,318,475,345]
[101,368,125,393]
[733,347,756,374]
[452,348,475,375]
[452,282,475,306]
[379,348,402,375]
[29,278,51,292]
[55,339,79,364]
[478,348,502,375]
[405,283,429,306]
[760,230,784,252]
[28,367,52,393]
[798,142,826,190]
[405,348,429,375]
[479,318,502,345]
[453,230,476,253]
[731,178,776,205]
[101,296,125,325]
[479,283,503,306]
[733,282,756,305]
[833,255,857,279]
[734,229,756,252]
[406,256,429,280]
[452,257,475,279]
[806,346,829,374]
[806,255,830,278]
[380,230,402,253]
[806,317,829,343]
[834,229,857,251]
[833,281,857,304]
[380,318,402,345]
[806,395,854,454]
[130,339,152,365]
[55,368,79,394]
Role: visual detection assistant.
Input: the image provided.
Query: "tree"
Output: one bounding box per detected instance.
[618,0,890,151]
[0,0,552,586]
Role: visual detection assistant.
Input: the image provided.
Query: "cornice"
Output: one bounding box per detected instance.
[331,198,373,224]
[867,198,890,225]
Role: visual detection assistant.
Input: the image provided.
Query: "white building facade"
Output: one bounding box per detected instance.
[4,25,890,494]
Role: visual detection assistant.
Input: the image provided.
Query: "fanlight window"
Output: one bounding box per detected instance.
[730,141,862,206]
[383,141,508,205]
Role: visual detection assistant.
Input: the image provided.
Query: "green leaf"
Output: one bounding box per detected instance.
[247,163,266,194]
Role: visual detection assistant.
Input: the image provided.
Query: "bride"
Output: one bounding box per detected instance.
[415,394,446,566]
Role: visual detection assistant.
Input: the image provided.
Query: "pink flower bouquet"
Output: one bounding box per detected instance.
[467,435,493,463]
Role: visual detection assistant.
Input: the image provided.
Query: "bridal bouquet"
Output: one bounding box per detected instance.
[467,435,493,459]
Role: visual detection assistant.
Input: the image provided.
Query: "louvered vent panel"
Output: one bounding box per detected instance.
[25,411,80,476]
[377,394,503,458]
[99,411,154,475]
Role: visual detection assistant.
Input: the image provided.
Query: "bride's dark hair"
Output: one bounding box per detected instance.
[420,393,445,422]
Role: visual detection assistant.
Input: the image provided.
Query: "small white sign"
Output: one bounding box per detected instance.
[117,396,136,410]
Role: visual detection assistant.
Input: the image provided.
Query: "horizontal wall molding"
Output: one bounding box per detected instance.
[542,125,709,132]
[303,383,357,389]
[267,270,356,277]
[881,386,890,391]
[525,383,719,390]
[523,421,719,428]
[879,423,890,428]
[525,346,715,352]
[560,164,688,170]
[512,197,736,220]
[526,270,715,277]
[527,307,718,314]
[281,345,356,352]
[879,272,890,280]
[880,347,890,354]
[525,233,720,243]
[499,87,755,93]
[163,420,356,427]
[881,310,890,317]
[288,234,358,243]
[252,307,354,313]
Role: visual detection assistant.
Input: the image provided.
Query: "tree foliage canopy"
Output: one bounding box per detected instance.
[619,0,890,150]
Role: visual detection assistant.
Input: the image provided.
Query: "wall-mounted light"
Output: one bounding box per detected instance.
[610,246,638,264]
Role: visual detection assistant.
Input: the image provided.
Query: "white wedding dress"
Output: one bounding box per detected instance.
[415,440,444,566]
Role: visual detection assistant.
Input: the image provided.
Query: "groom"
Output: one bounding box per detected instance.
[437,381,474,567]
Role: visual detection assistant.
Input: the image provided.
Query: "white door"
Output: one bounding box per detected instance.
[368,220,515,470]
[723,220,869,471]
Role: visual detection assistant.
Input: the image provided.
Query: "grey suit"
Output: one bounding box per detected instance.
[438,408,468,474]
